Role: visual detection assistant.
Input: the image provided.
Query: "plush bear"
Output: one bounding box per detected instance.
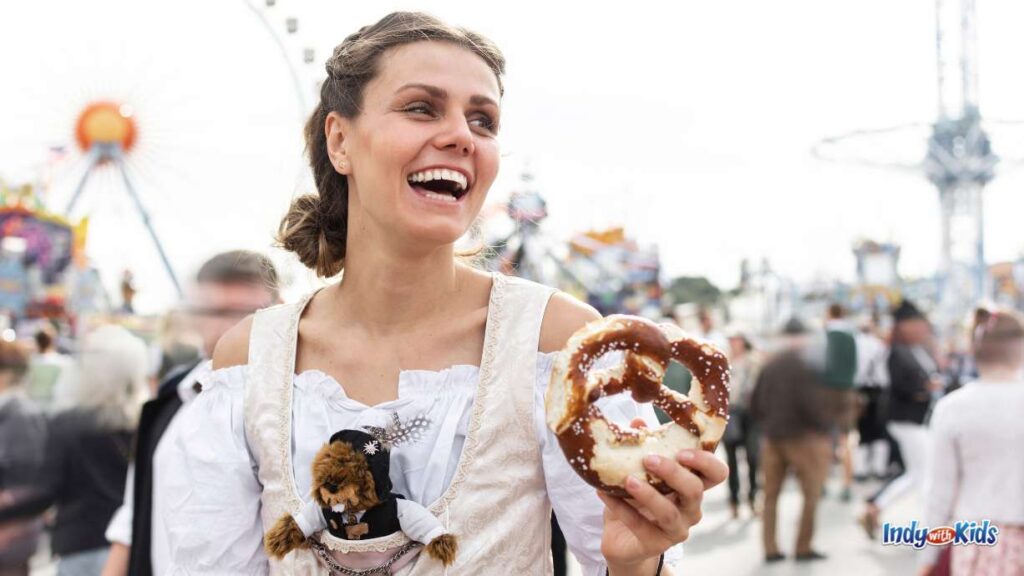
[264,428,458,566]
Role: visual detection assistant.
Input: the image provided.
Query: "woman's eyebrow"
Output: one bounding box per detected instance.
[396,83,446,99]
[395,83,498,108]
[469,95,498,108]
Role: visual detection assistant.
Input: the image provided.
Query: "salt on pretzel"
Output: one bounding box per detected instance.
[545,315,730,496]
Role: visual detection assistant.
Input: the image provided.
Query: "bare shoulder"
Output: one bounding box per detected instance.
[538,291,601,354]
[212,315,253,370]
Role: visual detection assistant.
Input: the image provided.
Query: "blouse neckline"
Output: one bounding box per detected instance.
[281,272,508,551]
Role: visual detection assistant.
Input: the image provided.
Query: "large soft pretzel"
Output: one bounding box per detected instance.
[545,315,730,496]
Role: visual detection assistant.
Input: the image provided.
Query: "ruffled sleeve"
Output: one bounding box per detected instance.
[162,366,269,575]
[533,352,684,575]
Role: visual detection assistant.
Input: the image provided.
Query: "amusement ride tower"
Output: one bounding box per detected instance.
[815,0,1016,328]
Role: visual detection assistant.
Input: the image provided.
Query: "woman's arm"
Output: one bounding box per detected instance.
[161,356,268,574]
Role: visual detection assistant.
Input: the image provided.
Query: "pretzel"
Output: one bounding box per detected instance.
[545,315,730,496]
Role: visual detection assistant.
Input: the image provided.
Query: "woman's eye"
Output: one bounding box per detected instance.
[404,103,435,116]
[470,115,498,133]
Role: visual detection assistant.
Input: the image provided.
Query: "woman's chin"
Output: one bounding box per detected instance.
[397,217,471,249]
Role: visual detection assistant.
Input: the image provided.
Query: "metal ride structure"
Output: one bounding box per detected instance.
[814,0,1021,329]
[242,0,319,118]
[485,170,588,289]
[58,1,318,303]
[66,101,183,298]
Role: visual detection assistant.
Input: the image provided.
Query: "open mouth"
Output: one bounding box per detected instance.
[407,168,469,203]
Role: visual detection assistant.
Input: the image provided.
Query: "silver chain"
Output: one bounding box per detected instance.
[309,540,422,576]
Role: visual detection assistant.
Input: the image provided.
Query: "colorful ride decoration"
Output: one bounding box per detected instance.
[0,181,89,319]
[75,101,137,155]
[565,227,662,317]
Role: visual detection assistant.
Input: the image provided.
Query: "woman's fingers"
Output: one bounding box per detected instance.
[677,449,730,490]
[648,455,704,502]
[623,467,691,539]
[597,491,667,544]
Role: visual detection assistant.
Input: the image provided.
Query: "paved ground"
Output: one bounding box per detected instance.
[568,461,921,576]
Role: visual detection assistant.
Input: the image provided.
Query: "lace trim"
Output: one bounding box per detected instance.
[300,273,508,554]
[279,292,319,518]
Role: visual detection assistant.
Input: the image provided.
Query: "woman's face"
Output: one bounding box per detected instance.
[329,41,501,249]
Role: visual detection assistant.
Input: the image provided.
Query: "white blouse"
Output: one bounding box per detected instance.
[922,380,1024,565]
[161,351,683,575]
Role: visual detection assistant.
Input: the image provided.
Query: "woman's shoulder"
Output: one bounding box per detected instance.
[538,291,600,354]
[213,315,254,370]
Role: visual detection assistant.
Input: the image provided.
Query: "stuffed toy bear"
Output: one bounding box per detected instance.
[265,428,458,566]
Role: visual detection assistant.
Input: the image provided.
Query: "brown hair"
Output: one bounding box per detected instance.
[0,340,29,383]
[277,12,506,277]
[196,250,281,301]
[973,309,1024,366]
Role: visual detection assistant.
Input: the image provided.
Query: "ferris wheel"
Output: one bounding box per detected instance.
[0,0,320,312]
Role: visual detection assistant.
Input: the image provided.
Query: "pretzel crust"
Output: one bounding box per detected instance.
[545,315,730,496]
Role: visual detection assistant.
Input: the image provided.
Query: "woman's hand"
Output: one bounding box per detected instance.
[597,440,729,576]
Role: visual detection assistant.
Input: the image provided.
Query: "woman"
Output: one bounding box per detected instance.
[861,300,941,537]
[0,325,149,576]
[722,332,759,519]
[0,341,46,576]
[162,12,727,575]
[918,311,1024,576]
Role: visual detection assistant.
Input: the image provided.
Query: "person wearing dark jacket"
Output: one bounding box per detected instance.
[0,341,46,576]
[751,318,840,564]
[860,300,941,538]
[0,325,149,576]
[102,251,280,576]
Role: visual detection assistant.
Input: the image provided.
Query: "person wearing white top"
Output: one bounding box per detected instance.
[918,310,1024,576]
[160,12,728,576]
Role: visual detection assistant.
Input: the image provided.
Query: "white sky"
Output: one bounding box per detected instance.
[2,0,1024,312]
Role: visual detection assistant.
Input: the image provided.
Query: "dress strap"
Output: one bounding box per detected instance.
[476,275,556,455]
[243,291,318,529]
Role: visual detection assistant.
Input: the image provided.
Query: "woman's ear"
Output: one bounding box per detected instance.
[325,111,351,175]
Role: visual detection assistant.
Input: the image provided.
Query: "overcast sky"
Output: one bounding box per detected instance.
[2,0,1024,312]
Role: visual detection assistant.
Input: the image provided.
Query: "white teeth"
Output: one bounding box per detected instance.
[406,168,468,192]
[420,190,457,202]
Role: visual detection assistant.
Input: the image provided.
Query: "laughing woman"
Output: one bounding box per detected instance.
[162,12,726,575]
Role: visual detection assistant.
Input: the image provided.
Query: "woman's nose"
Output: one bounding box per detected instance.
[435,116,475,156]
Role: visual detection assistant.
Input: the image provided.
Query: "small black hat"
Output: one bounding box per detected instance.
[329,429,393,501]
[781,317,808,335]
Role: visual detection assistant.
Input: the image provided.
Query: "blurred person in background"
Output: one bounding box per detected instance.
[822,303,858,502]
[151,311,201,384]
[25,324,75,411]
[860,300,942,538]
[695,306,728,352]
[853,317,891,481]
[102,250,280,576]
[0,325,149,576]
[941,306,989,396]
[722,330,760,519]
[919,310,1024,576]
[0,341,45,576]
[751,317,839,563]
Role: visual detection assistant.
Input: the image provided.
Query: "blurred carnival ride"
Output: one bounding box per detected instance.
[479,171,663,316]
